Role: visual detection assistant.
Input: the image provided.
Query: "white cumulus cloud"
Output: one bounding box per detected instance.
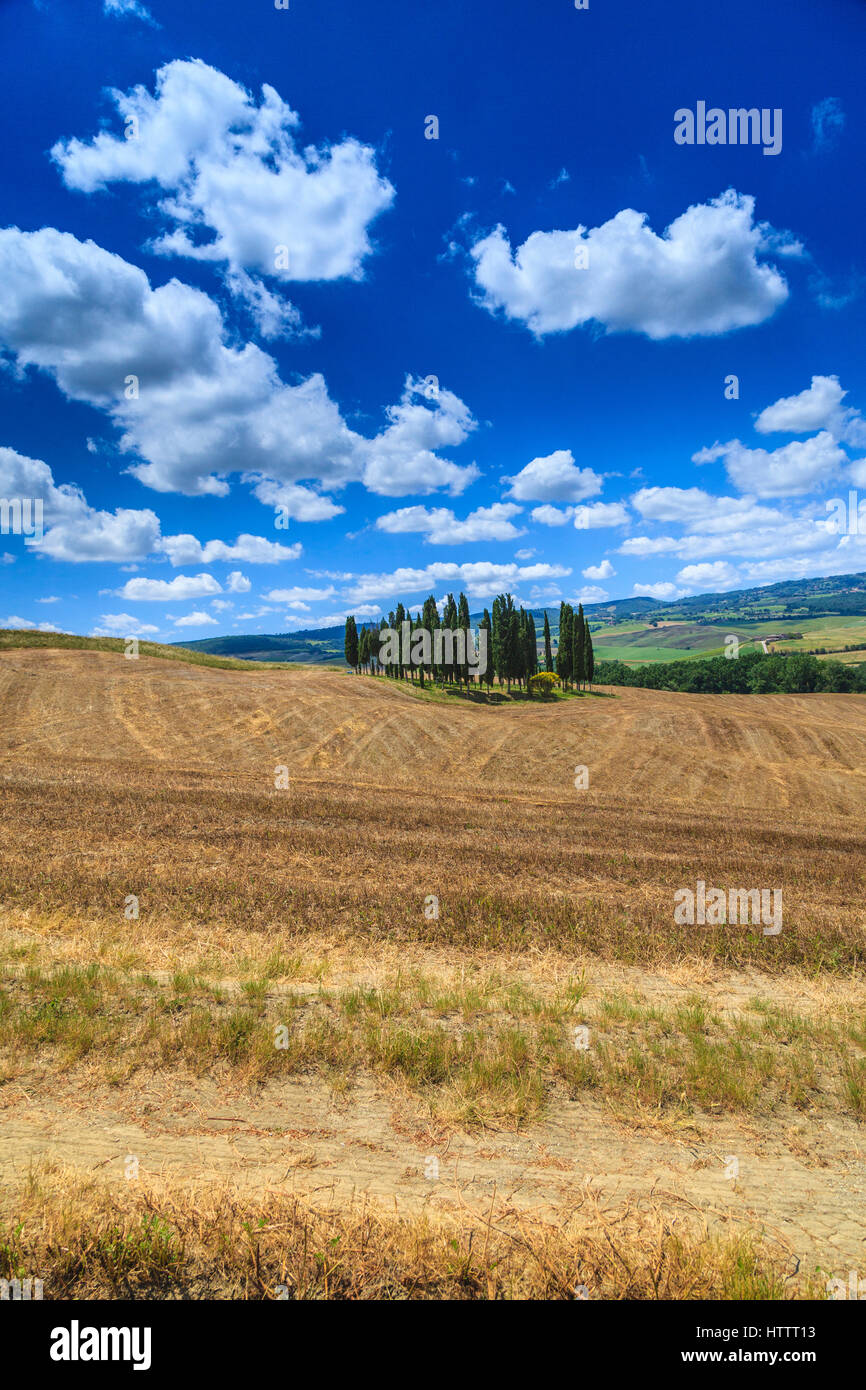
[375,503,523,544]
[172,610,219,627]
[582,559,615,580]
[470,191,792,339]
[633,582,684,600]
[343,561,571,606]
[159,533,301,565]
[0,230,478,503]
[52,59,394,286]
[505,450,602,503]
[263,586,336,603]
[2,616,68,633]
[531,505,574,527]
[118,573,224,601]
[573,502,630,529]
[693,433,847,498]
[0,445,162,563]
[675,561,741,591]
[92,613,159,636]
[754,375,865,445]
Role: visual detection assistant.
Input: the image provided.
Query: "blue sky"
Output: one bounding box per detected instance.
[1,0,865,640]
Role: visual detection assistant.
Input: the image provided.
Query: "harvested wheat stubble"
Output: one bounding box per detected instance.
[1,650,864,970]
[0,647,864,1298]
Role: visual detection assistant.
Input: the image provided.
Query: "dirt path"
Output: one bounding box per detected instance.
[2,1065,863,1276]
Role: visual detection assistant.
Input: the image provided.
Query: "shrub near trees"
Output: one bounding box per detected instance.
[529,671,559,698]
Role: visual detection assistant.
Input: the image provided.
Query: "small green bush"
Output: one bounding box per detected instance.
[529,672,559,698]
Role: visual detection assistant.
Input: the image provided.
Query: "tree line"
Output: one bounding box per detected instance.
[595,649,866,694]
[343,594,595,694]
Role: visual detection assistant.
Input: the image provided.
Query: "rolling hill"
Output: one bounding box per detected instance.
[1,643,865,1297]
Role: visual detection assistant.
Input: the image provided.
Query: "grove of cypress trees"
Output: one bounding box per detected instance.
[350,591,590,694]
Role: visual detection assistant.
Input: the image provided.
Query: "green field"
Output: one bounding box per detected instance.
[764,615,866,653]
[591,615,866,666]
[591,621,767,664]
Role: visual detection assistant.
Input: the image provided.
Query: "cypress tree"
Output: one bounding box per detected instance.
[442,592,458,685]
[386,611,396,678]
[557,603,573,690]
[555,604,567,688]
[410,611,421,683]
[421,594,439,686]
[543,611,553,672]
[502,596,517,691]
[394,603,406,678]
[511,611,519,689]
[344,615,359,672]
[387,609,395,679]
[491,596,504,688]
[457,591,471,686]
[586,622,595,688]
[573,603,586,690]
[479,608,493,687]
[524,611,538,682]
[514,609,525,689]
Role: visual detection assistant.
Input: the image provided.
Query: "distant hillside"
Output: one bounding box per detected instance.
[649,571,866,621]
[174,628,345,664]
[171,571,866,665]
[0,629,287,671]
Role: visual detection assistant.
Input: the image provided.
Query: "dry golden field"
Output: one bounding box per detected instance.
[1,643,865,1298]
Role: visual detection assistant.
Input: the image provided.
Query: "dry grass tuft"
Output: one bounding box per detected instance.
[0,1163,822,1300]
